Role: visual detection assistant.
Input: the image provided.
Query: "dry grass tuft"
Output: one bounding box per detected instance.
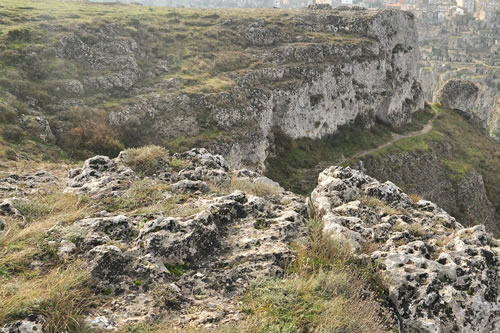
[358,195,405,216]
[121,145,169,175]
[0,261,93,332]
[409,193,424,203]
[393,222,427,237]
[230,176,282,198]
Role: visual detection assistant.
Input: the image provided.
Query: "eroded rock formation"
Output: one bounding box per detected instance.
[437,79,500,140]
[3,149,497,332]
[50,8,424,171]
[311,166,500,332]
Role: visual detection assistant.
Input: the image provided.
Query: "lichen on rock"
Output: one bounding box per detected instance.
[311,166,500,332]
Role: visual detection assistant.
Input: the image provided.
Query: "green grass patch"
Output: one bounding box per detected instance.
[165,264,186,277]
[12,200,51,223]
[166,129,225,153]
[354,106,500,235]
[265,118,395,194]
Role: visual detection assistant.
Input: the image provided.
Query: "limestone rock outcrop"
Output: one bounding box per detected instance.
[311,166,500,332]
[437,79,500,140]
[3,147,498,331]
[356,152,500,236]
[55,149,308,328]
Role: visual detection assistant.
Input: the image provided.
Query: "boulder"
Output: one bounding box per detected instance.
[311,166,500,332]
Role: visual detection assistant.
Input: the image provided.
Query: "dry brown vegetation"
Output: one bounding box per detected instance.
[121,145,169,175]
[0,186,95,331]
[229,176,282,198]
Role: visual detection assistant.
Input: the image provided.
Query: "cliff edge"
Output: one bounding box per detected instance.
[0,3,424,170]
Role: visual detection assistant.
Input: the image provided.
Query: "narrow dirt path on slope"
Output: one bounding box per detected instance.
[473,59,500,70]
[351,108,438,160]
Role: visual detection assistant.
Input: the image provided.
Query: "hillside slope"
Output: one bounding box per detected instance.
[353,105,500,236]
[266,103,500,236]
[0,0,423,170]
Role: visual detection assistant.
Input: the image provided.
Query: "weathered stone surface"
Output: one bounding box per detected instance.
[84,316,116,331]
[0,199,24,220]
[57,27,141,92]
[0,171,58,197]
[171,179,210,194]
[437,79,500,140]
[58,150,307,327]
[311,166,500,332]
[65,155,135,197]
[0,315,45,333]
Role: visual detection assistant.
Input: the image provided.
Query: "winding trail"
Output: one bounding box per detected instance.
[351,108,438,160]
[473,59,500,70]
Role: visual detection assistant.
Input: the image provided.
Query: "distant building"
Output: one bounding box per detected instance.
[341,0,353,4]
[457,0,474,13]
[475,0,497,22]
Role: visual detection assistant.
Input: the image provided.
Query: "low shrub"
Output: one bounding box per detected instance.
[1,125,24,143]
[121,145,168,175]
[62,107,124,158]
[0,104,18,123]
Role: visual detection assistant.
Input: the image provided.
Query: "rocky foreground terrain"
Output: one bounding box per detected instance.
[0,147,498,332]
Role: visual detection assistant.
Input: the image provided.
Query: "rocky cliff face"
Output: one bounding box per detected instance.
[437,79,500,140]
[0,5,423,171]
[112,8,424,170]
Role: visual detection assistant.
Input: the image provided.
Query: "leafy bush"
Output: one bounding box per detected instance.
[168,157,188,171]
[0,104,18,123]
